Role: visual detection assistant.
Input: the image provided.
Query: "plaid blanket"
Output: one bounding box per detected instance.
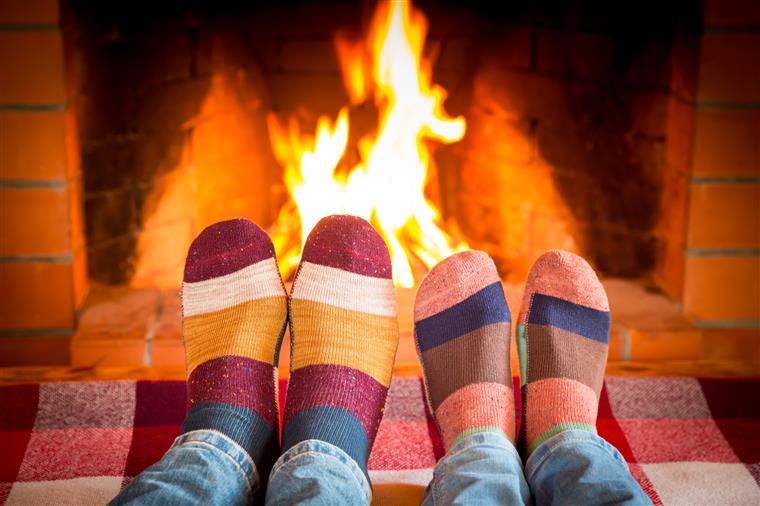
[1,376,758,505]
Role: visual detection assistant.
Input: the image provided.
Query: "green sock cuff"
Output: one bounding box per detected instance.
[528,422,596,454]
[451,426,512,448]
[517,324,528,386]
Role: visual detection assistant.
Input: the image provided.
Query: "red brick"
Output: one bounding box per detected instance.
[700,328,760,361]
[536,29,614,81]
[0,0,58,23]
[655,239,685,301]
[0,262,76,329]
[472,68,592,128]
[71,338,145,367]
[704,0,760,27]
[0,112,67,181]
[267,72,348,118]
[68,178,86,254]
[131,220,193,287]
[692,109,760,177]
[670,31,701,103]
[665,98,696,174]
[463,109,534,165]
[629,328,701,361]
[281,39,340,72]
[0,31,65,103]
[687,183,760,249]
[475,27,533,71]
[0,335,70,367]
[135,77,209,134]
[683,256,760,321]
[152,339,183,367]
[608,324,624,361]
[624,40,673,89]
[698,33,760,103]
[0,187,71,256]
[624,90,669,137]
[72,249,88,311]
[656,166,689,240]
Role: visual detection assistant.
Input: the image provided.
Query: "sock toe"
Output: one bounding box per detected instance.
[184,218,277,283]
[300,215,392,279]
[414,250,500,322]
[519,250,608,324]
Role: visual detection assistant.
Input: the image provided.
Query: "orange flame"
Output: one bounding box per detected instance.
[268,0,467,287]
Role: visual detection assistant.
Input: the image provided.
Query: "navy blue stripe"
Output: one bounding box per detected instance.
[415,282,510,352]
[183,402,277,466]
[282,405,370,480]
[527,293,610,344]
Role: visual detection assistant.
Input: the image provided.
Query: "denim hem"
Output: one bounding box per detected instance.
[171,429,259,494]
[525,429,628,482]
[271,439,372,502]
[447,430,520,461]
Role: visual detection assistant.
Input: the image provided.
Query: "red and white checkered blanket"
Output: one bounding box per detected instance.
[1,376,758,505]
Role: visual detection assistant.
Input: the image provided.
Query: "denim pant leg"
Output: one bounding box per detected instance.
[110,430,258,506]
[422,432,531,506]
[265,439,371,505]
[526,430,652,506]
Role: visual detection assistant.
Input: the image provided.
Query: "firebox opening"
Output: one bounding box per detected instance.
[66,0,695,293]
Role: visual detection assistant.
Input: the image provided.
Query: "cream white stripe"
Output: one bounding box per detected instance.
[182,257,284,316]
[368,468,434,486]
[292,261,397,316]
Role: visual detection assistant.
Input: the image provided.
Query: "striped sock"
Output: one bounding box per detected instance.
[517,250,611,455]
[181,218,288,481]
[283,215,399,481]
[414,250,515,451]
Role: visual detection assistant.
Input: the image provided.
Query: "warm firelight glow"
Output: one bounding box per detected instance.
[268,0,467,287]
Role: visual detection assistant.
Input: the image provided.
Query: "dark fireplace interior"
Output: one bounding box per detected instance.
[65,0,698,288]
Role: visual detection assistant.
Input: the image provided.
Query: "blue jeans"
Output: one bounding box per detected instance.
[424,430,651,505]
[112,429,649,505]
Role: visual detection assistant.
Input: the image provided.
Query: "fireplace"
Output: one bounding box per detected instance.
[1,0,758,366]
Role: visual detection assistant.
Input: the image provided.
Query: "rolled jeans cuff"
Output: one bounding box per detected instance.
[271,439,372,503]
[170,429,259,494]
[446,431,521,462]
[525,429,629,482]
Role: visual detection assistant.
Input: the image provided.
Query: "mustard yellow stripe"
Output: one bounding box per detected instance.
[290,299,399,388]
[183,296,287,374]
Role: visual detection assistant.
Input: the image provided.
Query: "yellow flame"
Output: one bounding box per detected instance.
[268,0,467,287]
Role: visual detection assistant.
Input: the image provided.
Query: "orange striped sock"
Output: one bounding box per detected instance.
[181,218,288,480]
[283,215,399,481]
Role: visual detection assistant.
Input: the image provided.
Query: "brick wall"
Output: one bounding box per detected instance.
[682,0,760,326]
[0,0,87,365]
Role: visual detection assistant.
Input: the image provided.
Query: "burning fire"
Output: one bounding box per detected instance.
[268,0,467,287]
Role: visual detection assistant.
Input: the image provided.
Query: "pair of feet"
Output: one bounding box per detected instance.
[181,215,399,486]
[414,249,610,455]
[181,213,610,491]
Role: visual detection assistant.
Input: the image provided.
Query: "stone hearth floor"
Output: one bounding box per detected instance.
[60,279,760,379]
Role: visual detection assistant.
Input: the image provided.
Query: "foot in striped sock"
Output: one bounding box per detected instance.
[517,250,611,455]
[283,215,399,482]
[181,218,288,483]
[414,251,514,451]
